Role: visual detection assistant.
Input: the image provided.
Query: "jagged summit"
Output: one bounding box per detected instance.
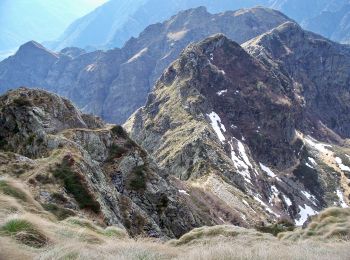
[15,41,59,59]
[244,20,350,140]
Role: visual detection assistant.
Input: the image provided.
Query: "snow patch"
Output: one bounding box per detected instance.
[301,190,317,206]
[269,185,280,204]
[253,195,280,217]
[282,194,292,207]
[229,140,252,184]
[336,190,348,208]
[295,204,318,226]
[304,136,332,153]
[216,89,227,96]
[335,157,350,172]
[178,190,190,196]
[207,112,226,143]
[218,69,226,75]
[242,199,249,207]
[305,163,314,169]
[127,47,148,63]
[85,64,97,72]
[308,157,317,166]
[210,53,214,61]
[238,141,252,168]
[259,163,276,178]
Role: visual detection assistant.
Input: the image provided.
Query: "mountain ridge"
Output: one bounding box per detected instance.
[0,7,292,123]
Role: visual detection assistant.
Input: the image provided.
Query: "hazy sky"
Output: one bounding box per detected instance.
[0,0,109,57]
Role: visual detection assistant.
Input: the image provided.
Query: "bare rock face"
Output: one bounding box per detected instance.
[244,22,350,140]
[0,88,219,239]
[126,33,350,226]
[0,7,291,123]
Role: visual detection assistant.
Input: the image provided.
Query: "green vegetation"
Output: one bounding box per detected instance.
[111,125,128,138]
[1,219,35,234]
[52,159,100,213]
[108,144,127,160]
[42,203,76,220]
[66,217,127,239]
[51,192,68,203]
[12,97,33,107]
[0,136,8,150]
[35,174,53,184]
[0,219,48,248]
[256,219,295,236]
[27,134,36,145]
[0,180,27,201]
[128,165,147,190]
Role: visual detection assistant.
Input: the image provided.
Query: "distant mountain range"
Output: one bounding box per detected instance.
[0,0,107,60]
[47,0,264,51]
[48,0,350,51]
[0,7,291,123]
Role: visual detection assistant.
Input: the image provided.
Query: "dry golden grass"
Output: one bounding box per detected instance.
[0,179,349,260]
[279,207,350,241]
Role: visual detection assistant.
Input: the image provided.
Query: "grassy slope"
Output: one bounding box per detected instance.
[0,179,349,260]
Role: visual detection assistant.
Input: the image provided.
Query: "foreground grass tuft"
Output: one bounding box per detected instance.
[42,203,76,220]
[0,181,27,201]
[279,207,350,241]
[65,217,127,239]
[0,219,48,248]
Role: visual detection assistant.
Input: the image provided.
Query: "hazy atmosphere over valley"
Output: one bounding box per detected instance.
[0,1,350,259]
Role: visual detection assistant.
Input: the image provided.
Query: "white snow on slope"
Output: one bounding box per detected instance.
[178,190,190,196]
[304,136,332,153]
[282,194,292,207]
[259,163,276,178]
[85,64,97,72]
[127,47,148,63]
[216,89,227,96]
[308,157,317,166]
[336,190,348,208]
[269,185,280,204]
[218,69,226,75]
[207,112,226,143]
[335,157,350,172]
[301,190,317,206]
[305,162,314,169]
[295,204,318,226]
[229,139,253,184]
[253,195,280,217]
[238,141,252,168]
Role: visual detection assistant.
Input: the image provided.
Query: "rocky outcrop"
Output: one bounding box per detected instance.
[0,7,291,123]
[126,33,350,226]
[0,87,224,238]
[243,22,350,140]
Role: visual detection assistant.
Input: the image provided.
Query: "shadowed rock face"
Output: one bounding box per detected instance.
[244,22,350,140]
[0,87,231,239]
[126,32,350,225]
[0,7,291,123]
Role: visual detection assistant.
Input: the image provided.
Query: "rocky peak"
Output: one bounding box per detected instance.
[126,32,349,226]
[14,40,59,61]
[0,87,103,158]
[244,21,350,140]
